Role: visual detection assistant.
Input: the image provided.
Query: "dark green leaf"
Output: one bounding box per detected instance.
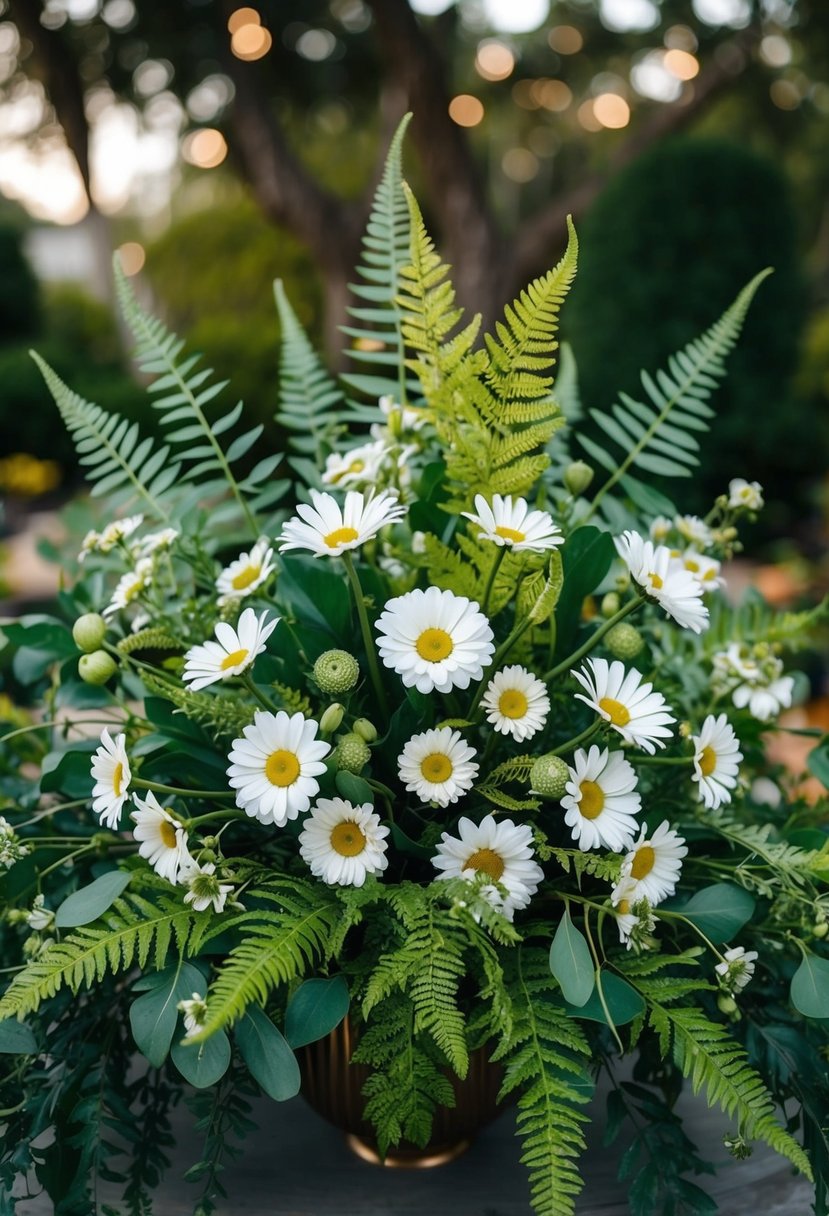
[171,1029,231,1088]
[554,526,616,658]
[39,746,96,798]
[335,771,373,804]
[0,1018,37,1054]
[566,971,645,1026]
[235,1005,301,1101]
[677,883,755,944]
[55,869,132,928]
[284,976,350,1048]
[790,953,829,1019]
[807,741,829,788]
[129,961,204,1067]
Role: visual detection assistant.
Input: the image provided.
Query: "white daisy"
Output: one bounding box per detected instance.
[183,607,279,691]
[432,815,544,922]
[227,710,331,826]
[299,797,389,887]
[103,558,153,618]
[322,440,388,489]
[561,745,641,852]
[615,531,708,633]
[91,728,132,828]
[648,516,672,544]
[679,548,724,591]
[215,539,275,603]
[481,665,550,741]
[728,478,764,511]
[713,642,764,685]
[461,493,564,553]
[572,657,675,754]
[375,586,495,694]
[715,945,758,993]
[611,876,641,948]
[377,393,426,433]
[98,514,144,552]
[177,993,208,1036]
[733,676,794,722]
[674,514,713,549]
[397,727,479,807]
[134,527,179,558]
[691,713,743,809]
[277,488,406,557]
[131,791,194,885]
[78,529,100,562]
[618,820,687,907]
[183,862,234,913]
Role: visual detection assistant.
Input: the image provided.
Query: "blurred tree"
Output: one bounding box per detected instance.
[0,222,40,341]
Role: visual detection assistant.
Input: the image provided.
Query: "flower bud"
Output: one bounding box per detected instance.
[529,754,570,800]
[197,848,217,865]
[202,836,219,850]
[313,649,360,695]
[352,718,378,743]
[605,622,644,661]
[600,592,621,619]
[320,703,346,735]
[717,993,737,1015]
[335,732,371,774]
[78,650,117,685]
[813,921,828,939]
[72,612,107,653]
[563,460,594,497]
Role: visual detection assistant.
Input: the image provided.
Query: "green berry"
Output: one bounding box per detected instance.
[352,718,378,743]
[335,732,371,774]
[314,649,360,695]
[605,622,645,661]
[813,921,828,939]
[529,754,570,800]
[72,612,107,653]
[78,650,117,685]
[563,460,594,497]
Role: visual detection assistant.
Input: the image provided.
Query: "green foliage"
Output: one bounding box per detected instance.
[493,948,592,1216]
[0,223,39,341]
[284,975,350,1048]
[549,910,595,1007]
[138,670,255,742]
[184,1063,258,1216]
[234,1005,301,1100]
[790,952,829,1019]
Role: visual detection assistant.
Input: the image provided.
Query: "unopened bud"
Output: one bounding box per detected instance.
[72,612,107,653]
[813,921,829,939]
[320,703,346,734]
[202,836,219,850]
[529,754,570,800]
[78,650,117,685]
[717,994,737,1015]
[352,718,378,743]
[601,592,621,618]
[314,649,360,695]
[335,732,371,774]
[563,460,594,497]
[605,622,644,660]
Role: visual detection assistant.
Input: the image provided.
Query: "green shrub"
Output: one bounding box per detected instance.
[0,224,40,343]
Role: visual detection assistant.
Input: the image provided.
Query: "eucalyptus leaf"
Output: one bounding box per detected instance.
[55,870,132,928]
[171,1029,231,1088]
[0,1019,37,1054]
[285,976,350,1049]
[129,962,204,1067]
[235,1006,301,1101]
[677,883,755,944]
[790,953,829,1019]
[566,972,645,1027]
[807,741,829,788]
[549,911,595,1007]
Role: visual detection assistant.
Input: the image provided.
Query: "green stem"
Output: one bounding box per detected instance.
[549,719,602,757]
[468,614,535,719]
[481,546,506,615]
[240,672,278,714]
[543,595,645,682]
[133,778,234,800]
[186,809,248,829]
[342,552,389,719]
[636,754,694,766]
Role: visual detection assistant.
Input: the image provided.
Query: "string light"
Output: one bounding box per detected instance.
[448,95,485,126]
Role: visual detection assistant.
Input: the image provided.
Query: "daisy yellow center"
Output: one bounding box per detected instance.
[348,460,365,474]
[598,697,631,727]
[684,559,700,573]
[231,565,261,590]
[323,526,359,548]
[578,780,605,819]
[630,845,656,880]
[265,750,300,787]
[330,821,367,857]
[420,752,453,783]
[125,578,144,602]
[498,689,528,719]
[159,819,178,849]
[220,647,249,671]
[617,899,631,916]
[702,568,717,582]
[112,762,124,797]
[494,525,526,544]
[415,628,454,662]
[465,848,505,882]
[698,745,717,777]
[648,572,664,590]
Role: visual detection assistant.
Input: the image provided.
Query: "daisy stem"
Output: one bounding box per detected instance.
[240,672,279,714]
[342,552,389,720]
[133,778,235,800]
[636,754,694,765]
[468,615,536,718]
[655,908,722,959]
[542,595,646,683]
[583,907,624,1052]
[481,547,506,616]
[548,719,602,757]
[186,809,249,829]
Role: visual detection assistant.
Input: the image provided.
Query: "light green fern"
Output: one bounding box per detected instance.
[138,669,255,741]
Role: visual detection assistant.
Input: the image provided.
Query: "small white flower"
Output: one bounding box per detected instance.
[481,665,550,741]
[691,713,743,809]
[611,877,641,948]
[679,548,724,591]
[277,488,406,557]
[398,726,479,807]
[376,586,495,694]
[377,393,426,433]
[91,728,132,828]
[0,817,29,869]
[648,516,672,544]
[98,514,144,552]
[183,607,279,691]
[215,539,275,603]
[104,559,153,618]
[674,514,713,549]
[131,791,194,885]
[462,493,563,553]
[617,820,687,907]
[733,676,794,721]
[178,993,209,1036]
[715,945,758,993]
[183,862,234,913]
[572,657,675,754]
[728,478,764,511]
[322,440,388,489]
[432,815,544,922]
[78,530,100,562]
[227,710,331,826]
[561,746,641,852]
[713,643,764,685]
[615,531,708,633]
[299,797,389,886]
[135,527,179,558]
[26,894,54,932]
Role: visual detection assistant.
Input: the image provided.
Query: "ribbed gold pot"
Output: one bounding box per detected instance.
[298,1016,504,1168]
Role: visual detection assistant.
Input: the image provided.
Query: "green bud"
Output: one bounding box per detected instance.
[600,592,621,618]
[563,460,594,497]
[717,994,738,1015]
[813,921,828,939]
[72,612,107,653]
[605,622,645,661]
[529,754,570,800]
[352,718,378,743]
[314,649,360,695]
[78,650,117,685]
[198,848,217,865]
[202,836,220,850]
[335,732,371,774]
[320,703,346,734]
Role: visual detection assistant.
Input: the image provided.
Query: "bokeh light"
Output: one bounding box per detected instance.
[664,24,698,51]
[502,147,539,182]
[448,94,484,126]
[769,78,800,110]
[117,241,146,276]
[548,26,583,55]
[475,41,515,82]
[481,0,549,35]
[600,0,659,33]
[228,7,261,33]
[631,50,684,102]
[664,49,700,80]
[296,29,338,60]
[533,79,572,111]
[231,23,273,61]
[760,35,792,68]
[592,92,631,128]
[692,0,750,27]
[182,128,228,168]
[576,99,602,131]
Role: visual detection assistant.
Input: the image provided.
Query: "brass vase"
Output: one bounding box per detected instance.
[298,1017,504,1168]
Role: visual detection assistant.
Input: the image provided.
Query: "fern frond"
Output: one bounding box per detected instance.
[274,279,345,485]
[544,847,622,883]
[138,669,254,742]
[585,269,772,518]
[647,1002,812,1178]
[0,892,204,1019]
[31,354,178,521]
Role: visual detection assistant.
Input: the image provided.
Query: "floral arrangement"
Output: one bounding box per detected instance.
[1,120,828,1216]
